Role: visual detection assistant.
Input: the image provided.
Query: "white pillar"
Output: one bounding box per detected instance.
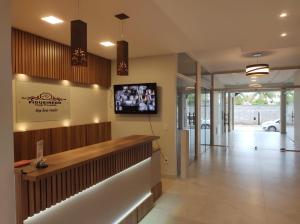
[0,1,15,223]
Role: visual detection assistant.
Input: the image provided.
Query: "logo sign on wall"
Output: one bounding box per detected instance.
[16,81,70,122]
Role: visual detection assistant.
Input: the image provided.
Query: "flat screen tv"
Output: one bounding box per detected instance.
[114,83,158,114]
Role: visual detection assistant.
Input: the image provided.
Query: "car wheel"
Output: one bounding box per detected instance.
[201,124,206,129]
[206,124,210,129]
[268,126,277,132]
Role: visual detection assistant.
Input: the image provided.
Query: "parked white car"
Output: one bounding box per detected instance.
[262,119,280,132]
[201,119,210,129]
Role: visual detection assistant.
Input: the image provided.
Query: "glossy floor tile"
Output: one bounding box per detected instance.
[141,130,300,224]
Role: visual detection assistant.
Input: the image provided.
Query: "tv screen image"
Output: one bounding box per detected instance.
[114,83,157,114]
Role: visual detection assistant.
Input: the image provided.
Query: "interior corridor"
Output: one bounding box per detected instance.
[141,143,300,224]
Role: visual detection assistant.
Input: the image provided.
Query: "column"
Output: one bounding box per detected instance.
[0,0,15,223]
[280,89,287,134]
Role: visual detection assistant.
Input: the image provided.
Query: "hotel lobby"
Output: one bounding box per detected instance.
[1,0,300,224]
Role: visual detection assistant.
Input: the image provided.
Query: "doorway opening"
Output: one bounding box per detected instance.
[234,91,281,132]
[228,91,295,150]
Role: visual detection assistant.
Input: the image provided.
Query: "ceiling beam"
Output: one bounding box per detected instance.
[213,84,300,93]
[205,65,300,75]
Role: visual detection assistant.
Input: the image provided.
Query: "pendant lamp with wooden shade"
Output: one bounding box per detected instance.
[246,53,269,77]
[115,13,130,76]
[71,0,87,66]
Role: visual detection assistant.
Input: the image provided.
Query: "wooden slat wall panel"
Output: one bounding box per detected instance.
[105,121,112,140]
[96,57,111,88]
[104,59,112,88]
[14,122,111,162]
[14,129,51,161]
[16,141,153,223]
[86,122,112,145]
[51,127,70,154]
[11,28,111,88]
[68,125,87,149]
[86,123,99,145]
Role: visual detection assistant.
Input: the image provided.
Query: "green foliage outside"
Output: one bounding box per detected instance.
[187,94,195,106]
[234,91,293,106]
[190,91,294,106]
[286,91,294,104]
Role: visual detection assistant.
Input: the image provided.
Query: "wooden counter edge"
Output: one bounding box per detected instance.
[20,135,159,182]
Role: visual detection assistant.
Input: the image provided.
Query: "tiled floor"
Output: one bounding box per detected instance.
[141,130,300,224]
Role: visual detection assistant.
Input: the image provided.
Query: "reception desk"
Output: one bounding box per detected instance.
[15,135,160,224]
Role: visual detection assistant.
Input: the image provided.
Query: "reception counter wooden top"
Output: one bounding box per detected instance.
[15,135,159,223]
[17,135,159,181]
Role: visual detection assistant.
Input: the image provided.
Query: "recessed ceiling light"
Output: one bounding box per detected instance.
[279,12,287,18]
[280,33,287,37]
[100,41,115,47]
[251,79,257,82]
[41,16,64,24]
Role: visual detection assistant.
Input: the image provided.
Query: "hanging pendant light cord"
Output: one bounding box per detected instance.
[73,0,80,19]
[121,20,125,39]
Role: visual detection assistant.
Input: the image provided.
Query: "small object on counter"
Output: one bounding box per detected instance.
[36,160,48,169]
[14,160,32,168]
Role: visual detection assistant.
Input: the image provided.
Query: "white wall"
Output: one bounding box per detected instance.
[12,76,109,131]
[0,0,16,223]
[109,54,178,176]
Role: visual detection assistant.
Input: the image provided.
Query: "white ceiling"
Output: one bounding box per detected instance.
[215,69,299,87]
[12,0,300,73]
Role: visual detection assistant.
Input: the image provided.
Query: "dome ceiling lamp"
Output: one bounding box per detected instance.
[71,0,88,66]
[246,53,269,77]
[115,13,130,76]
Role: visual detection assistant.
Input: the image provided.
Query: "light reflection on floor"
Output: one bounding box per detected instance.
[141,127,300,224]
[229,125,296,151]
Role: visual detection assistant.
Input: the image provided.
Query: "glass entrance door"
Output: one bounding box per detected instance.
[201,87,210,151]
[186,91,195,161]
[286,90,294,142]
